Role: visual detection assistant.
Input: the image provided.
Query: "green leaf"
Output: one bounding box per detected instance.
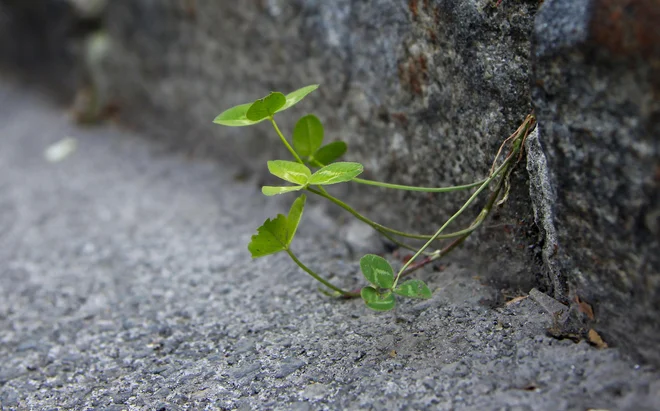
[286,195,306,246]
[309,162,364,185]
[262,186,304,196]
[313,141,348,165]
[359,254,395,289]
[361,287,396,311]
[267,160,311,185]
[246,92,287,121]
[214,85,319,127]
[394,279,432,299]
[248,214,288,258]
[280,85,319,111]
[293,114,324,157]
[213,102,265,127]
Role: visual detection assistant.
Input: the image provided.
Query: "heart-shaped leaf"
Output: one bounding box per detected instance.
[262,186,304,196]
[394,279,432,299]
[360,254,395,289]
[248,214,288,258]
[213,102,263,127]
[308,162,363,185]
[214,85,319,127]
[247,195,306,256]
[286,195,306,246]
[293,114,324,157]
[280,85,319,111]
[267,160,311,185]
[313,141,348,165]
[361,286,396,311]
[246,92,287,121]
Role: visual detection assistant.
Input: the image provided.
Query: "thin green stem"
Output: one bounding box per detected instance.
[312,158,486,193]
[306,187,487,242]
[285,249,358,297]
[399,163,511,279]
[392,159,511,289]
[399,115,535,277]
[351,177,486,192]
[306,187,434,254]
[270,117,304,164]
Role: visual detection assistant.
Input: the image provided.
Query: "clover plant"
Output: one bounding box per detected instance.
[214,85,536,311]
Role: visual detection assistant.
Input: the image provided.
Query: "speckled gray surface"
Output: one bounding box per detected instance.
[2,0,659,366]
[1,84,659,410]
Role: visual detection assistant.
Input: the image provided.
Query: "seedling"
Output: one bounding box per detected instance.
[214,85,535,311]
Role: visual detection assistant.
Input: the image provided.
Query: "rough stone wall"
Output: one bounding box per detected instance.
[96,0,542,289]
[532,0,660,365]
[0,0,658,365]
[0,0,78,100]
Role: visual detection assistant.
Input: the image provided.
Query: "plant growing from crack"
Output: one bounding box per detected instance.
[214,85,535,311]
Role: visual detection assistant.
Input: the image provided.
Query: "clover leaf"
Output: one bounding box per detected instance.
[308,162,363,185]
[359,254,395,289]
[394,279,432,299]
[213,85,319,127]
[361,287,396,311]
[248,195,306,257]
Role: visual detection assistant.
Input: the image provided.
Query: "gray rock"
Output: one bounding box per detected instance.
[0,0,81,100]
[275,358,306,379]
[0,77,658,411]
[0,0,657,370]
[531,0,660,365]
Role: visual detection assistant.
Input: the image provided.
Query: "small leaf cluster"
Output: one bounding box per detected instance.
[214,85,434,311]
[263,160,363,196]
[293,114,347,166]
[359,255,432,311]
[214,86,319,126]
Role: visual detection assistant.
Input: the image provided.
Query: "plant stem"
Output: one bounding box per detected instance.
[351,177,486,192]
[392,159,510,289]
[311,158,486,193]
[306,187,435,254]
[285,249,359,297]
[270,117,304,164]
[398,115,535,279]
[399,164,510,278]
[306,187,485,242]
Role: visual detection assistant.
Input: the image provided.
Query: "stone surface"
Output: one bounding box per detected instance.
[94,0,543,307]
[1,81,659,411]
[0,0,81,101]
[0,0,658,367]
[531,0,660,366]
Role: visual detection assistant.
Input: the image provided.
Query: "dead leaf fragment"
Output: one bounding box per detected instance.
[575,295,595,320]
[588,329,608,349]
[506,295,529,306]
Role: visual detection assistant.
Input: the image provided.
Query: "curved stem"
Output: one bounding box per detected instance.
[399,115,535,280]
[399,164,510,279]
[306,187,485,242]
[392,159,511,289]
[352,177,486,192]
[286,249,359,297]
[306,187,435,254]
[311,158,486,193]
[270,117,304,164]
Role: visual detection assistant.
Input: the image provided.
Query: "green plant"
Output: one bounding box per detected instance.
[214,85,535,311]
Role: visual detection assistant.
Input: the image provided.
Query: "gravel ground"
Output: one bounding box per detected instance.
[0,82,658,410]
